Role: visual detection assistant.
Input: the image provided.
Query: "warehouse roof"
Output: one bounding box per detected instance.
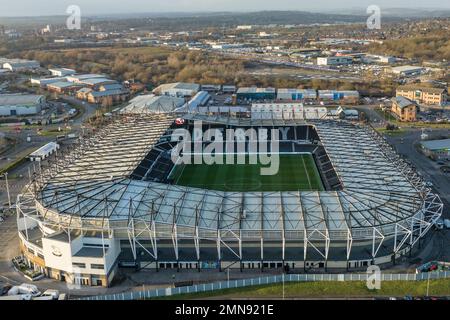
[80,78,117,86]
[89,89,127,97]
[0,94,44,106]
[154,82,200,93]
[421,139,450,151]
[237,87,276,94]
[48,81,82,89]
[391,65,425,73]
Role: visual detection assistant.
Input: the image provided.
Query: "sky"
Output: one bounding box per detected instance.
[0,0,448,17]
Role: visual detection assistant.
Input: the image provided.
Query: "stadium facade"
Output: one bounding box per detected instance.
[16,114,443,287]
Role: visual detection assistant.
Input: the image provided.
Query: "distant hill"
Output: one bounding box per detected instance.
[0,9,448,30]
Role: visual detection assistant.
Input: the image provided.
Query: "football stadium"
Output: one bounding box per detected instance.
[16,113,443,287]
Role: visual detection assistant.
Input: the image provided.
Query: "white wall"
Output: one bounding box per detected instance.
[0,105,41,116]
[42,237,76,273]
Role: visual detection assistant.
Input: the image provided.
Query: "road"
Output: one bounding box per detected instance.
[384,129,450,209]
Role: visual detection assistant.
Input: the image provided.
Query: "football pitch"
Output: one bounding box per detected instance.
[169,154,324,192]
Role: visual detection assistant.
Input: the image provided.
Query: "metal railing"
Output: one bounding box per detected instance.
[80,271,450,300]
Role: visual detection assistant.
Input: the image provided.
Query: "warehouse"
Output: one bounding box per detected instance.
[48,68,76,77]
[200,84,221,92]
[0,94,45,116]
[236,87,276,101]
[318,90,359,103]
[317,56,353,66]
[222,85,237,93]
[251,103,328,120]
[277,88,317,101]
[1,58,40,72]
[421,139,450,160]
[121,94,187,114]
[30,77,67,87]
[187,91,211,112]
[86,89,129,105]
[66,74,107,83]
[47,82,84,94]
[153,82,200,98]
[390,65,425,77]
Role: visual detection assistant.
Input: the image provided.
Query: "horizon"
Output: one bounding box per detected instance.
[0,0,449,18]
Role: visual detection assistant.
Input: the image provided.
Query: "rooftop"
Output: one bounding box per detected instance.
[397,85,446,94]
[392,96,417,109]
[122,94,186,113]
[391,65,425,72]
[74,247,107,258]
[237,87,276,94]
[36,115,425,238]
[155,82,200,92]
[0,94,44,106]
[421,139,450,151]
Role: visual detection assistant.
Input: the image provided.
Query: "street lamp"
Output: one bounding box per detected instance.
[2,172,11,208]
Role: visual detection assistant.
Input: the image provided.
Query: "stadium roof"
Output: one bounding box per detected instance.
[34,114,430,240]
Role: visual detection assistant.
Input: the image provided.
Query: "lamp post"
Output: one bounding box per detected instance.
[2,172,11,208]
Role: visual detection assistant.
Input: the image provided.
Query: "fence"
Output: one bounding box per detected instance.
[80,271,450,300]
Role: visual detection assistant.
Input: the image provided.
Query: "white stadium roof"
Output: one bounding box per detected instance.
[23,114,441,248]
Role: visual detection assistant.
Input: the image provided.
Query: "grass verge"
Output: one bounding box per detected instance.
[151,279,450,300]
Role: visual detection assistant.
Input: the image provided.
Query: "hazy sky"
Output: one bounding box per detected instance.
[0,0,448,17]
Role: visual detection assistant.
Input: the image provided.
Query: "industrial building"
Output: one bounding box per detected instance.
[277,88,317,101]
[153,82,200,98]
[396,85,447,106]
[236,87,276,101]
[47,82,84,94]
[318,90,359,103]
[48,68,76,77]
[121,94,187,114]
[390,65,425,77]
[187,91,211,112]
[251,103,328,120]
[0,58,40,72]
[420,139,450,160]
[16,114,442,287]
[66,74,107,84]
[222,85,237,94]
[30,77,67,87]
[0,94,46,116]
[200,84,221,92]
[317,56,353,66]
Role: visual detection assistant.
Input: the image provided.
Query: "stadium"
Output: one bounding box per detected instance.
[16,113,443,287]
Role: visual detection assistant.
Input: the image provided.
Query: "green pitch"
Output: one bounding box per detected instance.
[169,154,324,192]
